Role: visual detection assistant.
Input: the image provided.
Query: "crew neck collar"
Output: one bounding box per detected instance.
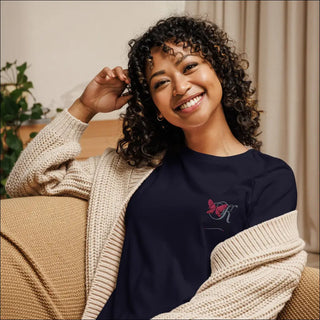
[182,146,255,161]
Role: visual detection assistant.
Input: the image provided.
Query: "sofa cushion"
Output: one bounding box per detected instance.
[1,196,87,320]
[278,266,320,319]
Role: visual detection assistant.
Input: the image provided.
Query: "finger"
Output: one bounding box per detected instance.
[123,69,131,84]
[113,66,126,81]
[97,67,115,81]
[115,94,133,110]
[113,66,130,84]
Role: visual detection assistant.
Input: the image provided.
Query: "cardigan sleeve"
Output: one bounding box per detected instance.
[152,210,307,320]
[6,110,100,200]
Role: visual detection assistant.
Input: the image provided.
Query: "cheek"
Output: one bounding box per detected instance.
[203,73,223,97]
[215,81,223,98]
[151,91,170,110]
[202,71,220,86]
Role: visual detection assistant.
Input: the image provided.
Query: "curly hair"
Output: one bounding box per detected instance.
[117,15,262,167]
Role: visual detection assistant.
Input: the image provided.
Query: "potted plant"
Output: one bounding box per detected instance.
[0,61,49,198]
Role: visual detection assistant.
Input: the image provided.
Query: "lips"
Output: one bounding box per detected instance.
[174,93,204,111]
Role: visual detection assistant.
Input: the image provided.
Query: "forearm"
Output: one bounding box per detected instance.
[6,110,94,199]
[153,251,306,319]
[153,211,307,320]
[68,98,97,123]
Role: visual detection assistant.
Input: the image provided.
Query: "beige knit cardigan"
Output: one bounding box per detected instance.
[6,110,307,319]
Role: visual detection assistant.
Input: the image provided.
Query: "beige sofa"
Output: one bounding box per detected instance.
[1,196,319,320]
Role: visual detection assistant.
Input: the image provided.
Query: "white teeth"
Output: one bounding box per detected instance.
[179,95,202,110]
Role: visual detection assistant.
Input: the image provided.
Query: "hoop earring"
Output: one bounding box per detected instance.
[157,114,164,122]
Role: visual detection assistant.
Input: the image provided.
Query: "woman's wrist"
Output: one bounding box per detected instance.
[68,98,97,123]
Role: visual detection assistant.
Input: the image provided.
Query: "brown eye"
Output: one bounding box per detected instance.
[154,80,169,89]
[183,63,198,73]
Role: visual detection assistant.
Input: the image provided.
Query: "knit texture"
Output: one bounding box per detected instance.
[6,110,307,320]
[278,266,320,320]
[1,196,87,320]
[151,211,306,319]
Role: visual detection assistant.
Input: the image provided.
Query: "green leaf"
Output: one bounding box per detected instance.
[9,88,24,102]
[22,81,33,91]
[31,103,43,119]
[5,130,23,151]
[3,62,13,71]
[1,60,47,199]
[1,96,20,116]
[19,97,28,111]
[56,108,63,113]
[16,62,27,74]
[29,132,38,139]
[2,114,17,123]
[19,113,30,123]
[0,183,8,197]
[1,177,8,188]
[17,73,28,85]
[0,61,16,72]
[1,155,16,175]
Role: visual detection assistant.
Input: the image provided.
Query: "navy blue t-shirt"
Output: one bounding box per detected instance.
[97,147,297,319]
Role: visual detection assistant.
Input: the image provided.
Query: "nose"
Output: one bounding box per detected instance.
[172,74,191,96]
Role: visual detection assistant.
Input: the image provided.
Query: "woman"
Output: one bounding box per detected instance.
[6,16,306,319]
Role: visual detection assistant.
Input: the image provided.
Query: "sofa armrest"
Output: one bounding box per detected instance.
[1,196,88,320]
[277,266,320,320]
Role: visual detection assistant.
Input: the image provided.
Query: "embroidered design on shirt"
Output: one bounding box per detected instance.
[206,199,238,223]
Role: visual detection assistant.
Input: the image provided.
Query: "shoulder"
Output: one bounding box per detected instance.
[250,150,296,182]
[101,147,130,169]
[247,151,297,225]
[100,147,156,175]
[249,150,297,206]
[249,150,297,195]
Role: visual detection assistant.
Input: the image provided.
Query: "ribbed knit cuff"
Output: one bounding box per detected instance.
[47,109,89,141]
[210,210,303,272]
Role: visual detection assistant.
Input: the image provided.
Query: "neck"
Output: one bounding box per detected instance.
[183,108,248,156]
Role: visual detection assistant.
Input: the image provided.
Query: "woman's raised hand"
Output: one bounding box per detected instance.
[69,66,133,122]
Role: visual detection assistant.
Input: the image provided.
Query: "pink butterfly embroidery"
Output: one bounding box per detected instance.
[207,199,228,217]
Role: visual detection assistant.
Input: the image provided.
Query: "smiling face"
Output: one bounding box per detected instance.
[145,43,224,132]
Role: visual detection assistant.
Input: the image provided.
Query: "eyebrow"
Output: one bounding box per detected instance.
[148,53,194,84]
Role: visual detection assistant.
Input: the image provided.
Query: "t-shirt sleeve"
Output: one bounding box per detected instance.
[248,161,297,227]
